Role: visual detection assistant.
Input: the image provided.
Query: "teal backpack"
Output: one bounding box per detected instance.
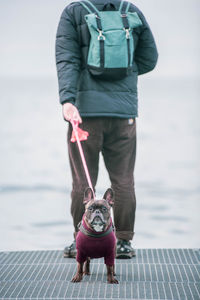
[79,0,142,80]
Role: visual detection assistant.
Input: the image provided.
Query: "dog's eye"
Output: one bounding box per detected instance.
[102,207,108,212]
[88,207,94,211]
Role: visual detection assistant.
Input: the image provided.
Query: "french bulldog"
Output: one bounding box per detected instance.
[71,187,118,284]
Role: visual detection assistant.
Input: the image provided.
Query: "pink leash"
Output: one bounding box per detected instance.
[71,120,95,199]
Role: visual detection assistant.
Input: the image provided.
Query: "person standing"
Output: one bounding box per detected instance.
[56,0,158,258]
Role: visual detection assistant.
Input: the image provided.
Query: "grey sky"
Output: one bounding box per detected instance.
[0,0,199,79]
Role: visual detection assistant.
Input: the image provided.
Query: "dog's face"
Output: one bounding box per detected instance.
[83,188,114,232]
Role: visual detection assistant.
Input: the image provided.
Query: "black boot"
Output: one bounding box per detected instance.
[116,240,136,259]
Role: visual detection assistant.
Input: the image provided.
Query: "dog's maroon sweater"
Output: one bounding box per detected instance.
[76,218,116,266]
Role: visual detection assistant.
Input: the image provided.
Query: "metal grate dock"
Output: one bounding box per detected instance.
[0,249,199,300]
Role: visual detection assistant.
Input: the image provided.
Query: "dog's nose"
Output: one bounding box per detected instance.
[95,210,100,214]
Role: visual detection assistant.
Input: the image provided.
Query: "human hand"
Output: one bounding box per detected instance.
[62,103,82,124]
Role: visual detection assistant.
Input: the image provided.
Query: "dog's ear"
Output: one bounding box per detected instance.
[103,188,114,206]
[83,187,94,205]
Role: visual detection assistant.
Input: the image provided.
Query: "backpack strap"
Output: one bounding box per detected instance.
[80,0,100,15]
[119,1,130,29]
[80,0,102,31]
[119,0,130,13]
[79,1,93,14]
[119,1,131,67]
[80,0,104,68]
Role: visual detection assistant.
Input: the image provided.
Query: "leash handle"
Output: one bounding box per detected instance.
[71,119,95,199]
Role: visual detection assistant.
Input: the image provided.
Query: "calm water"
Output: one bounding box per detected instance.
[0,76,199,251]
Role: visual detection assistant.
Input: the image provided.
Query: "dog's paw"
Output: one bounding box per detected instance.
[83,271,90,275]
[71,273,83,283]
[107,276,119,284]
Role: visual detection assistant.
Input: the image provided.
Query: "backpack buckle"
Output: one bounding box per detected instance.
[124,28,130,39]
[98,30,105,40]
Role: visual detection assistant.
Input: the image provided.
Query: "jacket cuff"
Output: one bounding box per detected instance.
[61,99,75,105]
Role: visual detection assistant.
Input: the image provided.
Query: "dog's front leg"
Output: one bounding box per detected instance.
[106,265,118,284]
[83,257,90,275]
[71,262,84,282]
[113,264,116,276]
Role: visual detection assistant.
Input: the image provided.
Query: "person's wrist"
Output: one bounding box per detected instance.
[63,103,73,122]
[62,102,82,123]
[63,102,74,108]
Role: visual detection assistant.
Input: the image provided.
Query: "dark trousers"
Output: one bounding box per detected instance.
[67,117,137,241]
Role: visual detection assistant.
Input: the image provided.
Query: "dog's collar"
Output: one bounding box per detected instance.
[78,220,114,238]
